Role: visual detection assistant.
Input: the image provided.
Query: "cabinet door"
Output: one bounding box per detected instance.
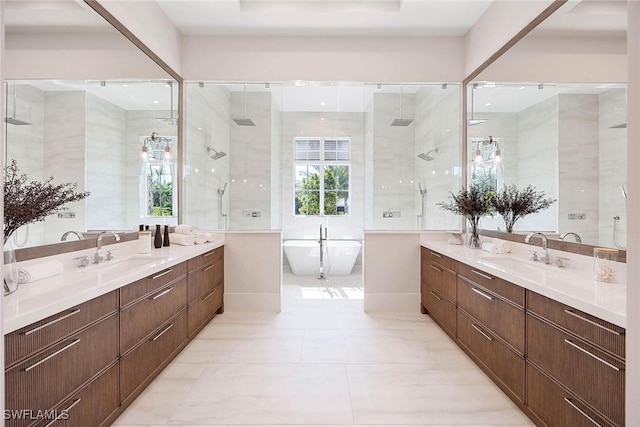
[188,282,224,337]
[120,310,188,403]
[527,314,624,426]
[120,277,188,354]
[457,277,525,354]
[421,283,456,338]
[527,362,616,427]
[5,314,119,427]
[188,258,223,304]
[188,246,224,271]
[422,248,457,271]
[422,259,457,303]
[120,262,188,307]
[457,263,524,307]
[457,310,525,402]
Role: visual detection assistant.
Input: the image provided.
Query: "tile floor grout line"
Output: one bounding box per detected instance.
[299,329,306,364]
[344,362,356,425]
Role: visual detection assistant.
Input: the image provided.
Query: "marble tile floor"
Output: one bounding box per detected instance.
[113,307,534,426]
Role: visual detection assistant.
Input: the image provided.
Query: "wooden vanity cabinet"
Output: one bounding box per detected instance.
[420,248,457,337]
[188,247,224,337]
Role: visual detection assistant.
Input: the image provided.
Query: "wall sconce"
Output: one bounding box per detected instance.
[475,136,501,163]
[141,132,171,162]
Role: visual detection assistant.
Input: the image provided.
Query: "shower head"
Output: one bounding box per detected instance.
[620,184,627,201]
[232,118,255,126]
[391,118,414,127]
[207,147,227,160]
[233,84,255,126]
[4,117,31,126]
[156,117,178,126]
[417,148,438,161]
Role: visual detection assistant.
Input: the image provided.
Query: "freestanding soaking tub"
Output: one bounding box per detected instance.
[283,239,361,276]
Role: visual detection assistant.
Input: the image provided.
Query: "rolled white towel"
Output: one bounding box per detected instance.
[204,232,216,243]
[18,261,64,284]
[481,243,501,254]
[194,233,208,244]
[174,224,197,235]
[169,233,196,246]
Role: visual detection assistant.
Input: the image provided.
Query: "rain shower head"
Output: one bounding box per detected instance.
[391,118,414,127]
[417,148,438,161]
[232,118,255,126]
[207,147,227,160]
[156,117,178,126]
[4,117,31,126]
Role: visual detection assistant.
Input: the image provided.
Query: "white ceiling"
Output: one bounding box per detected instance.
[155,0,494,36]
[4,0,112,33]
[534,0,627,37]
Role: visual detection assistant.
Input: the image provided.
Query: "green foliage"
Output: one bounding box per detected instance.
[296,171,320,215]
[492,184,556,232]
[295,166,349,216]
[148,166,173,216]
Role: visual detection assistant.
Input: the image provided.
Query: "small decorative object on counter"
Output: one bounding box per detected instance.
[163,225,170,247]
[448,233,464,245]
[138,230,152,253]
[437,184,493,248]
[594,248,619,283]
[154,224,163,248]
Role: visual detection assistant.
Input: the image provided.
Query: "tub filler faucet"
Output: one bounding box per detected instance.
[318,224,328,279]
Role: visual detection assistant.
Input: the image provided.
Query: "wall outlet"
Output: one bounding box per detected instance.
[567,213,586,220]
[383,211,401,218]
[243,210,262,218]
[57,212,76,219]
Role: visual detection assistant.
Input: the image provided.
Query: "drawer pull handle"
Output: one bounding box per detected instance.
[204,250,216,258]
[152,269,174,280]
[44,398,82,427]
[564,339,620,372]
[151,287,174,300]
[564,309,623,336]
[152,324,174,341]
[471,269,493,280]
[471,323,493,341]
[24,339,81,372]
[429,290,443,301]
[203,264,215,272]
[429,265,442,273]
[471,287,493,300]
[22,309,81,336]
[204,289,218,301]
[429,251,442,258]
[563,397,602,427]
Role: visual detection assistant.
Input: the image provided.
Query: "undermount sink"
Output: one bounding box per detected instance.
[477,257,550,281]
[75,255,165,276]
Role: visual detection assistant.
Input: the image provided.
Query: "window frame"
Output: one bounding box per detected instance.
[140,136,178,219]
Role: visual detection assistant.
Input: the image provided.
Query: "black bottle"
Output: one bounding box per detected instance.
[139,224,144,231]
[163,225,170,247]
[154,225,163,248]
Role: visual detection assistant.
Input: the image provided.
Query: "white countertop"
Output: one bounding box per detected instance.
[4,240,225,334]
[421,238,626,328]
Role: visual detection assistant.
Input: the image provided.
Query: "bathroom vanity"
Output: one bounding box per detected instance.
[4,243,224,427]
[421,242,625,427]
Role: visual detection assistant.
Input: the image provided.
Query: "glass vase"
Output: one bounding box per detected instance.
[467,217,482,249]
[4,234,19,295]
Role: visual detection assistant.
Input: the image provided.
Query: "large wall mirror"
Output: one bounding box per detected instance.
[468,1,627,250]
[4,2,178,249]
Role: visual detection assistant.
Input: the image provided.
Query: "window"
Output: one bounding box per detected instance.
[140,136,176,217]
[294,137,350,216]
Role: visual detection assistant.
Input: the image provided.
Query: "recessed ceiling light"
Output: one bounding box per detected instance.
[320,117,325,121]
[485,103,492,106]
[320,102,326,106]
[122,84,129,87]
[519,86,526,90]
[153,100,159,104]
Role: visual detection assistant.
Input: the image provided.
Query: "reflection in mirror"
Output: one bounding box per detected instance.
[467,82,627,248]
[4,80,178,249]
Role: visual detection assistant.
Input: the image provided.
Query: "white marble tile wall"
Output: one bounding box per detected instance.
[43,91,87,244]
[364,96,375,229]
[85,93,127,231]
[280,112,365,240]
[184,84,231,230]
[270,94,282,230]
[371,93,416,230]
[229,91,273,230]
[414,86,462,231]
[514,96,558,231]
[557,94,599,244]
[5,84,46,247]
[598,88,627,248]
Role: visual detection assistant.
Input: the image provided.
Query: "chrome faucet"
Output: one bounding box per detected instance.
[559,232,582,243]
[525,232,551,264]
[94,231,120,264]
[61,230,84,241]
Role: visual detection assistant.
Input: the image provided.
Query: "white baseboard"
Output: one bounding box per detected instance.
[364,293,421,312]
[224,293,281,312]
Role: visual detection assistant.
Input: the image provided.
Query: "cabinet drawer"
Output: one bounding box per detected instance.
[527,314,624,425]
[188,246,224,271]
[457,277,525,354]
[120,262,187,307]
[120,277,188,354]
[120,310,188,402]
[188,283,223,337]
[5,314,119,427]
[422,247,457,272]
[188,259,223,305]
[5,291,118,368]
[527,291,625,359]
[422,259,456,303]
[32,363,119,427]
[421,284,456,337]
[457,310,525,402]
[527,362,616,427]
[457,262,524,307]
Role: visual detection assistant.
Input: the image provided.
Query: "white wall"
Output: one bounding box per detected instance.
[181,36,465,82]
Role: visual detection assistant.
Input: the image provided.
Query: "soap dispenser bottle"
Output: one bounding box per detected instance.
[154,224,163,248]
[163,225,170,247]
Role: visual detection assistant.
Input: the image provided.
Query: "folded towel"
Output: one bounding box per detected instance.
[174,224,197,235]
[203,232,216,243]
[194,233,208,244]
[169,233,196,246]
[491,238,512,253]
[481,243,501,254]
[18,261,64,284]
